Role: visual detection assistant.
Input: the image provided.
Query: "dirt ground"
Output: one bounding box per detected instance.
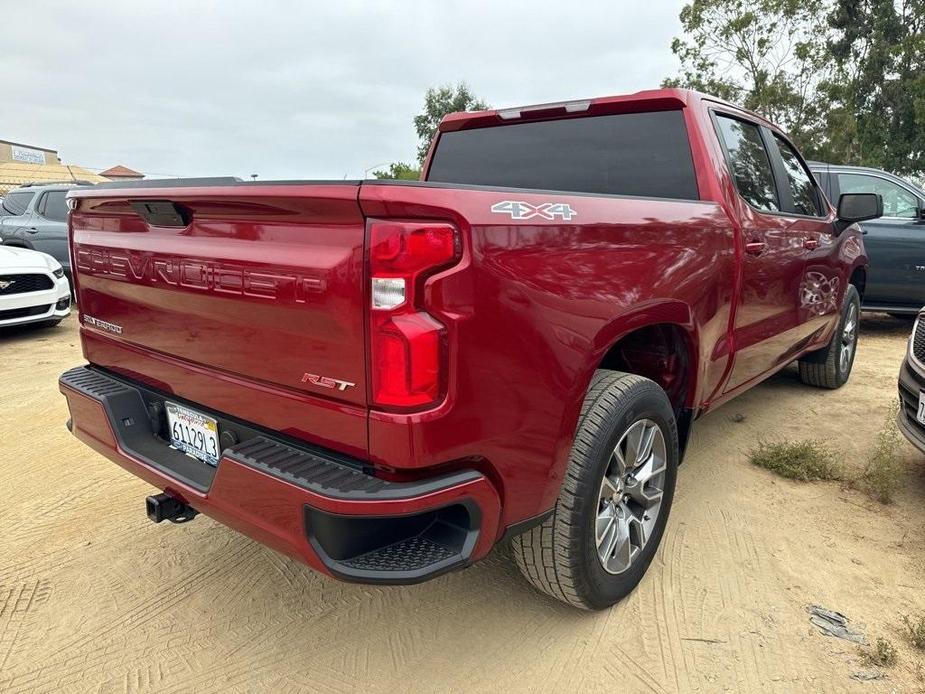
[1,315,924,693]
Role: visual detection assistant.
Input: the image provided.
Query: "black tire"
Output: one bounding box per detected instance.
[512,370,678,610]
[798,285,860,389]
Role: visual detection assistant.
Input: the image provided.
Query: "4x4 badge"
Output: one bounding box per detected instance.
[491,200,577,221]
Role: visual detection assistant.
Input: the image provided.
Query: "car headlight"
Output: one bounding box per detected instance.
[53,267,65,278]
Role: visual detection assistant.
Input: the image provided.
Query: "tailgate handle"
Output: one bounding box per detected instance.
[131,200,191,228]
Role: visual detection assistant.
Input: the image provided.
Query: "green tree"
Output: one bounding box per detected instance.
[822,0,925,174]
[663,0,831,154]
[371,162,421,180]
[369,82,489,179]
[412,82,489,163]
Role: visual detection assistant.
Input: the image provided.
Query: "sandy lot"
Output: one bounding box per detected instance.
[1,316,924,693]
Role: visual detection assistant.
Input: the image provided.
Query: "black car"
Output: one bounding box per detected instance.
[897,310,925,454]
[810,163,925,316]
[0,182,94,285]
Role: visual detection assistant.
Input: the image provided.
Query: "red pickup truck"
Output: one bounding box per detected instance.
[60,89,880,609]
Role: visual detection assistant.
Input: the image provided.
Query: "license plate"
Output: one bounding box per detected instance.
[166,401,221,466]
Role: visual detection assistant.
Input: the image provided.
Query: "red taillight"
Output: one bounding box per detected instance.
[369,220,460,409]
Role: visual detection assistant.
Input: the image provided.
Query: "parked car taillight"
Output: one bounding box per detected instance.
[368,220,460,409]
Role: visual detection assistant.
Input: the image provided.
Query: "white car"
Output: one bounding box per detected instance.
[0,246,71,328]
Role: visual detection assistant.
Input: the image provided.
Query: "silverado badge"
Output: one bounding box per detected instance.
[83,315,124,335]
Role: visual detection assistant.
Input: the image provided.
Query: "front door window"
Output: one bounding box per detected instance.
[837,173,919,219]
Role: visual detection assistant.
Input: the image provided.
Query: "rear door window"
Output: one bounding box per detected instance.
[771,136,824,216]
[38,191,68,222]
[713,115,780,212]
[427,110,699,200]
[1,190,34,216]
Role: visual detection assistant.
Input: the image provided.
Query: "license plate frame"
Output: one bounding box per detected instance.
[165,401,221,467]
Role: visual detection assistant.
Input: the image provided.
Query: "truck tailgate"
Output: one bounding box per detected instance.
[69,183,368,454]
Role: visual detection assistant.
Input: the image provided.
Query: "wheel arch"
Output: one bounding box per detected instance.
[596,322,698,415]
[557,301,701,475]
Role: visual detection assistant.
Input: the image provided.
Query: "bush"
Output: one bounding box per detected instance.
[853,400,904,504]
[861,637,898,668]
[748,401,906,503]
[749,440,842,481]
[902,614,925,651]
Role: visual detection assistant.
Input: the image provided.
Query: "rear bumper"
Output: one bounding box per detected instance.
[60,366,501,584]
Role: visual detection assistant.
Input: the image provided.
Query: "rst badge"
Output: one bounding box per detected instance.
[301,373,355,391]
[491,200,577,221]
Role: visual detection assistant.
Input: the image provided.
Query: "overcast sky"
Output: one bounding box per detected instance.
[2,1,683,180]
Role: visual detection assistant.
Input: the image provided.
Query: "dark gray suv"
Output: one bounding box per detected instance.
[0,182,94,285]
[810,162,925,316]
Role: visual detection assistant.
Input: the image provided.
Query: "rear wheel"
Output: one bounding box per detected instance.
[512,370,678,610]
[798,285,860,389]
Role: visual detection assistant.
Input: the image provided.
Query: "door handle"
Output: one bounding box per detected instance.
[745,241,767,255]
[25,227,37,233]
[803,238,819,250]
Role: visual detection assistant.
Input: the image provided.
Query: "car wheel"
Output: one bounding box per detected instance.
[798,285,860,389]
[512,370,678,610]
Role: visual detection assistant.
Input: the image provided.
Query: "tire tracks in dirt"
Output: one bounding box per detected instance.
[0,541,258,692]
[4,316,925,692]
[0,580,52,673]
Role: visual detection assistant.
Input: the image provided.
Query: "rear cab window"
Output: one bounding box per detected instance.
[1,190,35,216]
[426,110,699,200]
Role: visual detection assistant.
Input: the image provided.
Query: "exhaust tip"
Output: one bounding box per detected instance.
[146,493,199,524]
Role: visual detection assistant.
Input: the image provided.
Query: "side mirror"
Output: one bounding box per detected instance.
[835,193,883,232]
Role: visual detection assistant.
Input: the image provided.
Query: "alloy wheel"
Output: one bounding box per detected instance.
[840,302,858,373]
[594,419,667,575]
